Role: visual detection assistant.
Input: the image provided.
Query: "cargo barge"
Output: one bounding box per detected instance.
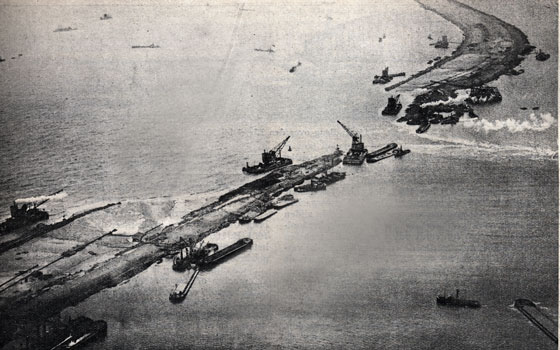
[253,209,277,223]
[366,143,397,160]
[199,238,253,269]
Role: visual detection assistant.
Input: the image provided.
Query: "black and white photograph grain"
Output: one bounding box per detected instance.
[0,0,557,349]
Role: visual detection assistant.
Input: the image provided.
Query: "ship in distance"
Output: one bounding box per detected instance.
[437,289,481,308]
[132,43,160,49]
[242,136,292,174]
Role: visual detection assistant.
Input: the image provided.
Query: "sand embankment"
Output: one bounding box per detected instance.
[386,0,531,92]
[0,151,342,324]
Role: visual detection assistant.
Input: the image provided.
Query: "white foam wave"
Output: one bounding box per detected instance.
[420,89,470,107]
[15,191,68,204]
[407,127,557,159]
[462,113,556,133]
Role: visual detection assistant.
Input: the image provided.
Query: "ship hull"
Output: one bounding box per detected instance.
[242,158,292,174]
[342,151,367,165]
[200,238,253,270]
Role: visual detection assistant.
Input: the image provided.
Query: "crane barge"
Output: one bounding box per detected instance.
[337,121,368,165]
[242,136,293,174]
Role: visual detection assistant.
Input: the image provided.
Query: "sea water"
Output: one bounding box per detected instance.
[0,0,557,349]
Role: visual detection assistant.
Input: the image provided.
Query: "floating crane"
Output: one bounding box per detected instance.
[242,136,293,174]
[337,121,368,165]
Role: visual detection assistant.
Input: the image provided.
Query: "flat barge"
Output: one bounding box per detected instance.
[200,238,253,269]
[367,143,397,160]
[253,209,277,223]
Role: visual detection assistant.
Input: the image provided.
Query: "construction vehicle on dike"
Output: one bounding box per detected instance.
[337,121,368,165]
[242,136,292,174]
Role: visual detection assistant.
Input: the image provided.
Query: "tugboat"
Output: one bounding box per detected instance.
[393,145,410,158]
[416,123,431,134]
[535,49,550,61]
[294,179,327,192]
[243,136,292,174]
[0,190,62,235]
[100,13,112,20]
[434,35,449,49]
[169,269,200,302]
[372,67,405,85]
[173,239,218,271]
[337,120,368,165]
[381,95,402,116]
[436,289,481,308]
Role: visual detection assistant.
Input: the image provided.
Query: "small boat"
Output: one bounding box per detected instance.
[288,146,292,151]
[383,33,386,39]
[289,62,301,73]
[0,56,5,62]
[396,116,408,123]
[172,242,218,271]
[416,123,430,134]
[437,289,481,308]
[393,146,410,158]
[378,37,382,43]
[131,43,160,49]
[520,107,528,110]
[54,26,77,32]
[428,34,433,40]
[253,209,277,223]
[535,49,550,61]
[532,106,540,110]
[270,194,298,209]
[434,35,449,49]
[294,179,327,192]
[100,13,112,20]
